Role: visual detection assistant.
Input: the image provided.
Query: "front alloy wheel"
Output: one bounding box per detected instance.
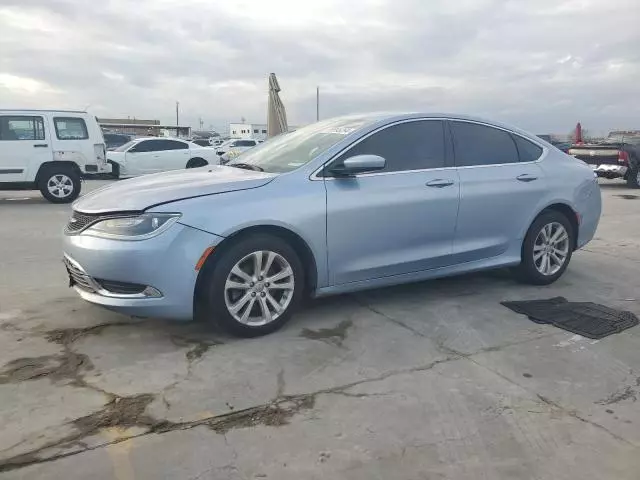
[203,234,305,337]
[224,251,295,326]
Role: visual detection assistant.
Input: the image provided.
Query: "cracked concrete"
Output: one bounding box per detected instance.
[1,180,640,479]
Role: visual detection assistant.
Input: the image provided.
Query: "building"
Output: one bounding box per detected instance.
[229,123,268,140]
[98,118,191,138]
[229,122,300,140]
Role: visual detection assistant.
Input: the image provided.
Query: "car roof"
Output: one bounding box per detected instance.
[331,112,543,143]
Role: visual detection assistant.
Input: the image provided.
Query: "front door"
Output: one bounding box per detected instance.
[0,115,50,182]
[324,119,460,286]
[449,120,547,263]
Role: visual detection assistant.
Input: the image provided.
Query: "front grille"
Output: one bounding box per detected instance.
[64,257,97,293]
[95,279,146,295]
[65,211,100,234]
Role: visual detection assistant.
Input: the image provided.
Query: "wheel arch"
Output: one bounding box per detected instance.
[194,224,319,312]
[527,202,580,251]
[35,161,82,184]
[186,157,208,168]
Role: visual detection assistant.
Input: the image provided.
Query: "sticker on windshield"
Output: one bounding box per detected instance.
[322,127,357,135]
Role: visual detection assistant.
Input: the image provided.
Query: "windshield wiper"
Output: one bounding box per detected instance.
[229,163,264,172]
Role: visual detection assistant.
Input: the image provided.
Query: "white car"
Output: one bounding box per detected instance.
[0,109,109,203]
[107,137,220,178]
[215,139,258,158]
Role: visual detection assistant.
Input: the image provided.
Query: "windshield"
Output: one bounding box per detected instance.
[113,139,139,152]
[227,115,383,173]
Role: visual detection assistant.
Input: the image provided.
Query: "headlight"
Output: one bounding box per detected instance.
[83,213,181,240]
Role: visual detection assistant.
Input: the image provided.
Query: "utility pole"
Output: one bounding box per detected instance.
[316,86,320,122]
[175,101,179,126]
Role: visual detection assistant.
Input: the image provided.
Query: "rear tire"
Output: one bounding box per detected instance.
[626,163,640,188]
[38,166,81,204]
[513,210,574,285]
[186,158,208,169]
[201,234,305,337]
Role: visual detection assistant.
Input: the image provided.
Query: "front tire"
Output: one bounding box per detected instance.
[108,160,120,179]
[38,166,81,204]
[202,234,305,337]
[626,163,640,188]
[514,210,574,285]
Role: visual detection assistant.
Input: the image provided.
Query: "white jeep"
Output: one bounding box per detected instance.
[0,110,109,203]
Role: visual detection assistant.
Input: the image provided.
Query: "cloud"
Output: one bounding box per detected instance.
[0,0,638,134]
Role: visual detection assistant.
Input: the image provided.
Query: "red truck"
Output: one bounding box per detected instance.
[567,131,640,188]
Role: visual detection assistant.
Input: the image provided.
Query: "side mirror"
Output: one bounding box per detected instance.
[329,154,386,177]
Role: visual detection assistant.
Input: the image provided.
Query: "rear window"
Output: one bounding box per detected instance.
[512,135,543,162]
[54,117,89,140]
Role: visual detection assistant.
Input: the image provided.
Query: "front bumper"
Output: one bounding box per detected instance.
[63,223,223,320]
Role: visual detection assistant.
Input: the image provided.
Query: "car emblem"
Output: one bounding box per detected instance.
[70,217,77,223]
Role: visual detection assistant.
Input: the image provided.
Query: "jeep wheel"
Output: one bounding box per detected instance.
[38,167,81,204]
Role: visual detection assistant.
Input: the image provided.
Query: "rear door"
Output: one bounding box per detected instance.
[449,120,546,264]
[325,119,460,285]
[0,115,50,182]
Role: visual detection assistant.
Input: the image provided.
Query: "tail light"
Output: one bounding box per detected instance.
[618,150,629,165]
[94,143,106,164]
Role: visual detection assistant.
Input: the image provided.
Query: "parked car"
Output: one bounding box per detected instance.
[107,137,219,178]
[103,133,133,151]
[63,113,601,337]
[567,131,640,188]
[215,139,258,158]
[0,109,109,203]
[191,139,212,147]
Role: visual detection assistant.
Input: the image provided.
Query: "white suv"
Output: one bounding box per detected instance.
[0,110,108,203]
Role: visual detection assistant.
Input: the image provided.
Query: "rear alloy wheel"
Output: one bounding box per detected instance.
[38,168,81,203]
[514,211,574,285]
[204,234,304,337]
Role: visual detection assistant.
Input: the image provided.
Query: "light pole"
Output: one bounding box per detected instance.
[316,86,320,122]
[176,101,179,126]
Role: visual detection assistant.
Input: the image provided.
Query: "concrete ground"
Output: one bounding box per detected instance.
[0,179,639,479]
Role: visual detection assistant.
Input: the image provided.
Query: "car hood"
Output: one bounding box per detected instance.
[73,166,277,213]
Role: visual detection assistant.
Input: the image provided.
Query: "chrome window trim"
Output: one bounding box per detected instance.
[310,117,547,181]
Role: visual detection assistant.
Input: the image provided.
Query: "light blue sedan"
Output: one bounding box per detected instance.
[63,113,601,337]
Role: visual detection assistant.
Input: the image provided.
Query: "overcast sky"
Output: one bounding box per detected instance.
[1,0,638,134]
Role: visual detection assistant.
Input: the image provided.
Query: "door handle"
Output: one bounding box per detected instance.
[33,144,48,148]
[516,174,538,182]
[426,179,454,188]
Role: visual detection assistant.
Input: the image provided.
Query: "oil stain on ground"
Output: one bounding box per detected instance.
[615,194,639,200]
[299,320,353,347]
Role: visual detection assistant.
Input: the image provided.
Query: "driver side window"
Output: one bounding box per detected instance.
[130,140,160,153]
[330,120,446,174]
